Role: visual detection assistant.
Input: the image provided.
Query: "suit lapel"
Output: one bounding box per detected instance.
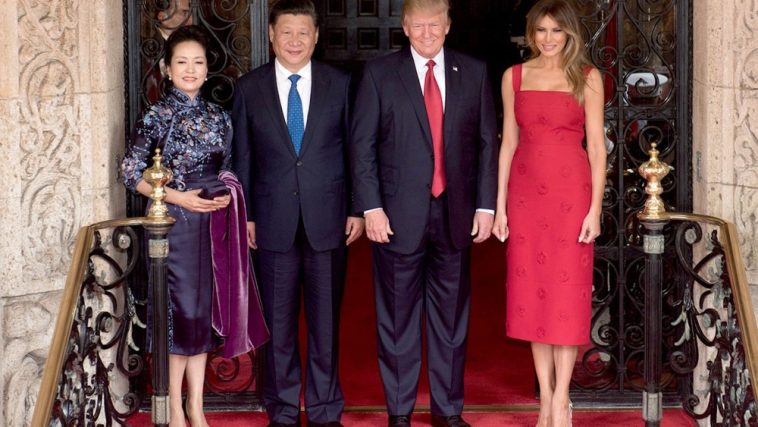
[299,62,329,158]
[257,63,298,157]
[443,48,460,154]
[397,49,433,149]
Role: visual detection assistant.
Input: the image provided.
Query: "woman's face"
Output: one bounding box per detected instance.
[166,40,207,99]
[533,14,567,58]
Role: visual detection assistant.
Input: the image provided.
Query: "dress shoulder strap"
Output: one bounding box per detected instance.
[512,63,522,93]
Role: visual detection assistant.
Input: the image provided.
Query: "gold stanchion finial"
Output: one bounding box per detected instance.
[143,148,176,225]
[637,143,672,221]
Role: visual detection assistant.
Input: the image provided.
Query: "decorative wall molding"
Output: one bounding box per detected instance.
[2,292,60,427]
[18,0,81,283]
[733,1,758,283]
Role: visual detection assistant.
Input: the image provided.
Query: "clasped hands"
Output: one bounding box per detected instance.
[170,189,230,213]
[364,209,494,244]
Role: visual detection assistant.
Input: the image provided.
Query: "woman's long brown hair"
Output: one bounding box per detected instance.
[525,0,591,103]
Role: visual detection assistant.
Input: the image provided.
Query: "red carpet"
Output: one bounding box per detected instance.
[128,238,696,426]
[127,408,695,426]
[339,238,534,406]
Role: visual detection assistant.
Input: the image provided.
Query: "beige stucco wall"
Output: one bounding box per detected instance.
[693,0,758,292]
[0,0,754,426]
[0,1,125,425]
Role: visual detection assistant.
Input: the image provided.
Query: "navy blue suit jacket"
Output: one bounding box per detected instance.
[350,47,498,254]
[232,61,351,253]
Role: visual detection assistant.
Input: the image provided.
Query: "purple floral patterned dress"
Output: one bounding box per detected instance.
[122,87,232,355]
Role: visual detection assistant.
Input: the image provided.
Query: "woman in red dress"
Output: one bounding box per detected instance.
[492,1,606,426]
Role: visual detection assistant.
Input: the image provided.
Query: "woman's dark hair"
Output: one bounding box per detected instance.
[164,25,210,65]
[269,0,319,28]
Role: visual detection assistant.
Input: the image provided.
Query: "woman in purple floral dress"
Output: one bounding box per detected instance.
[121,26,268,426]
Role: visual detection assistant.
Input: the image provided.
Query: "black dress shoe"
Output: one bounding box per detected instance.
[430,415,471,427]
[388,415,411,427]
[307,421,343,427]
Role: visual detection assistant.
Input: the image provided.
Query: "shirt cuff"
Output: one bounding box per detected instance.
[364,207,383,215]
[476,208,495,215]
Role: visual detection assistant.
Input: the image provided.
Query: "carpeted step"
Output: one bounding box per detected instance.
[126,408,696,426]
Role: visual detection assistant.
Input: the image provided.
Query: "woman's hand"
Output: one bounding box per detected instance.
[170,189,228,213]
[213,194,231,208]
[492,210,509,242]
[578,210,601,244]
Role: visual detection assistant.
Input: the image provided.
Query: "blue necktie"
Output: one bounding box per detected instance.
[287,74,304,155]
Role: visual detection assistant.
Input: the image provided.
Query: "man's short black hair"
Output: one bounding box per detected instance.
[269,0,319,27]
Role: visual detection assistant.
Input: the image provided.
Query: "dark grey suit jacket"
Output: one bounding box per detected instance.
[232,61,351,253]
[350,47,498,254]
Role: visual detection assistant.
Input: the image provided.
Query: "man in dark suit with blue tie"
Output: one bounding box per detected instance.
[231,1,363,426]
[350,0,498,426]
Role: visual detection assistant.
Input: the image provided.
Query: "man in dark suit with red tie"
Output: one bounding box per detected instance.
[350,1,498,426]
[231,1,363,426]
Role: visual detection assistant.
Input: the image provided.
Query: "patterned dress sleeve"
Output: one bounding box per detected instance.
[121,108,161,191]
[219,110,234,172]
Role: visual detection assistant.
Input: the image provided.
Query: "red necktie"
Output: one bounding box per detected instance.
[424,60,446,197]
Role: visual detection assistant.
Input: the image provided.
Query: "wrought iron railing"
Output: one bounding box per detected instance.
[30,218,149,426]
[638,144,758,426]
[28,144,758,426]
[32,151,192,427]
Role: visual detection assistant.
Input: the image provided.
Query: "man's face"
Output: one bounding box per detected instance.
[269,14,319,73]
[402,7,450,59]
[159,0,192,35]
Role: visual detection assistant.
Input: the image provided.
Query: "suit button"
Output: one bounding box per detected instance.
[293,191,299,196]
[296,161,303,166]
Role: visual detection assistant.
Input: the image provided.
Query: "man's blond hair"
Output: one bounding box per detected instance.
[401,0,450,22]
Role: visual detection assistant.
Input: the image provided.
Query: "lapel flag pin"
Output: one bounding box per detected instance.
[453,66,458,72]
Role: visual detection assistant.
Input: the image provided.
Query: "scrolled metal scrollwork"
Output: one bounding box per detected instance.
[570,0,690,404]
[666,220,757,425]
[136,0,253,109]
[50,225,147,426]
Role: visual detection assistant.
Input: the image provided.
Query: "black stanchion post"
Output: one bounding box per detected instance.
[637,143,672,427]
[142,149,176,427]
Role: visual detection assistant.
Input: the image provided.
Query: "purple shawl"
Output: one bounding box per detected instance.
[210,171,270,359]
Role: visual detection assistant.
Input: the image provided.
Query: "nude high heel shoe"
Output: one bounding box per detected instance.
[568,400,573,427]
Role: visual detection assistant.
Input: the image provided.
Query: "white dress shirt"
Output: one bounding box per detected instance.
[409,46,446,111]
[274,58,312,128]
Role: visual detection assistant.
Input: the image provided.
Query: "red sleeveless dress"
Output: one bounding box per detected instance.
[505,63,593,345]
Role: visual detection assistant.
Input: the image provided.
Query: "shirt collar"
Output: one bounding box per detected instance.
[274,58,312,82]
[409,46,445,74]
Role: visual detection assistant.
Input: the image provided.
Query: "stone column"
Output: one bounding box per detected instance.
[0,1,125,425]
[693,1,758,292]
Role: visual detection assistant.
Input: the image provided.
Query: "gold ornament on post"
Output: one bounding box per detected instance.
[637,143,673,221]
[143,148,176,225]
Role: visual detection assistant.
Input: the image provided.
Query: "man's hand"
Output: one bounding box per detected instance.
[246,221,257,249]
[471,211,494,243]
[364,209,393,243]
[345,217,365,245]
